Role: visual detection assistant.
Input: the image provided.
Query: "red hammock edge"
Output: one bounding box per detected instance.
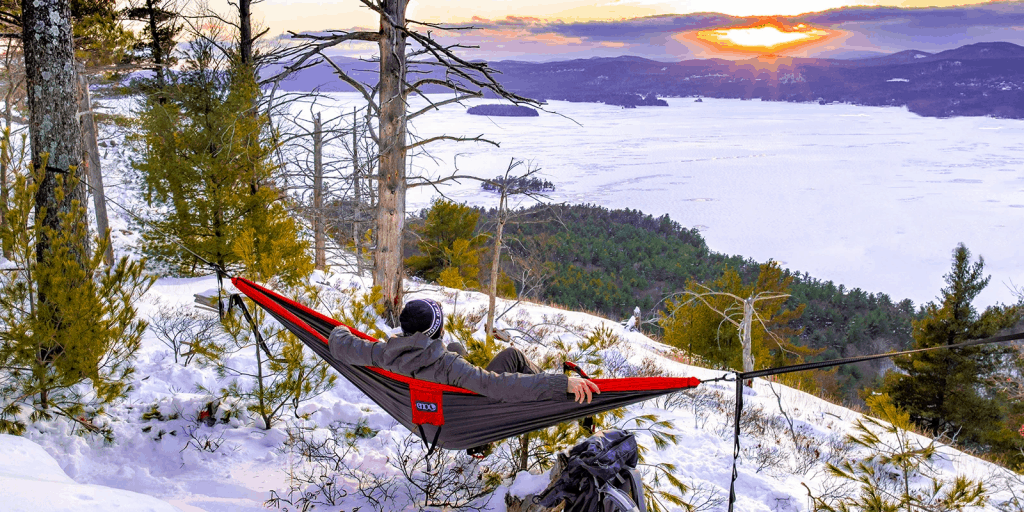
[231,277,701,395]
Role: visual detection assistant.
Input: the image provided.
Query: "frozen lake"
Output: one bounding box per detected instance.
[307,94,1024,308]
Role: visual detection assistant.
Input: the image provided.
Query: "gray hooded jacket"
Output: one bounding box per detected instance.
[328,327,568,403]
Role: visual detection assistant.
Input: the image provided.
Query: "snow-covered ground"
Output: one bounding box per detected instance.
[3,92,1022,511]
[5,274,1023,511]
[0,433,178,511]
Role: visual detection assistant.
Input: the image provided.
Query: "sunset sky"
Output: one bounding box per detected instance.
[246,0,1024,60]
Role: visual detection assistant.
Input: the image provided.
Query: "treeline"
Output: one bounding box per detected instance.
[402,202,923,403]
[480,176,555,194]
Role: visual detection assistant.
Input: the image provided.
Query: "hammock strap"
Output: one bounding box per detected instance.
[229,294,285,364]
[418,424,444,470]
[725,328,1024,512]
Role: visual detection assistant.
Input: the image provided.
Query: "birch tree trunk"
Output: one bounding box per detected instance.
[312,112,325,270]
[22,0,85,265]
[78,71,113,266]
[374,0,408,324]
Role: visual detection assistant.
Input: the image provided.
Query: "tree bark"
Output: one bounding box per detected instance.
[486,191,507,339]
[22,0,85,266]
[0,105,10,260]
[312,112,325,271]
[0,40,18,259]
[374,0,408,325]
[238,0,253,68]
[78,71,113,266]
[352,107,363,276]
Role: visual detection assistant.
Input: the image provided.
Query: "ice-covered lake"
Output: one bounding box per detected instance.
[302,93,1024,308]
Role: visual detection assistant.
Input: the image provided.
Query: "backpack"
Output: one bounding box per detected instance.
[534,430,648,512]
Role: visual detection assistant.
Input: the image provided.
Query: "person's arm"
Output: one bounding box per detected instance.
[429,351,581,403]
[327,325,384,366]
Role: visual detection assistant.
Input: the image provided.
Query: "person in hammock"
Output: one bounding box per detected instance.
[328,298,600,404]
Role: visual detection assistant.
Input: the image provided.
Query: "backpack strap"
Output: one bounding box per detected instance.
[616,468,647,512]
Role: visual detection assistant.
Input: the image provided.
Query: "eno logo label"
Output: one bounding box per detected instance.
[415,401,438,413]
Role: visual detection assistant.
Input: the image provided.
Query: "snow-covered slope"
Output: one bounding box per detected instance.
[10,273,1024,511]
[0,434,180,511]
[4,95,1021,512]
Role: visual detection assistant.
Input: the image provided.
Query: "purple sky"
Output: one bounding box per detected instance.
[278,2,1024,61]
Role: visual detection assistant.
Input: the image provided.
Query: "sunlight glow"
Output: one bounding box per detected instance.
[694,19,833,54]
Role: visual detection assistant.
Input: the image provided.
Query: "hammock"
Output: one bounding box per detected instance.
[232,277,701,451]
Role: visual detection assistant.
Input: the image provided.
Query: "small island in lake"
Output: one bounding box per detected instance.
[467,104,540,117]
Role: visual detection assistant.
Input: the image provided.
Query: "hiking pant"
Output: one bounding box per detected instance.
[485,347,541,375]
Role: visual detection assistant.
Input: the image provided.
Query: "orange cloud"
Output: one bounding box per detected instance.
[676,18,845,59]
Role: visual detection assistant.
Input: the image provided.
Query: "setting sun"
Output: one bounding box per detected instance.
[691,19,834,55]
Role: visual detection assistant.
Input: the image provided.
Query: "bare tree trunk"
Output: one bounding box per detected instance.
[374,0,409,325]
[742,297,754,374]
[486,192,507,339]
[79,71,113,266]
[517,431,530,472]
[22,0,85,266]
[352,107,363,276]
[0,105,10,260]
[312,112,325,271]
[0,40,15,258]
[238,0,253,68]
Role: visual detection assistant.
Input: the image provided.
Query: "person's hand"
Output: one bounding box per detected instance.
[332,325,351,336]
[568,376,600,404]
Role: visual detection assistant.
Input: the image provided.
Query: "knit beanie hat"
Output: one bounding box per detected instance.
[399,298,444,339]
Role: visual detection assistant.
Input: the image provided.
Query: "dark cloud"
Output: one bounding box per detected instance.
[462,13,751,44]
[792,3,1024,28]
[278,4,1024,62]
[464,3,1024,44]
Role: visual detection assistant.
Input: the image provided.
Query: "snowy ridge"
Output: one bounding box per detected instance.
[5,272,1021,511]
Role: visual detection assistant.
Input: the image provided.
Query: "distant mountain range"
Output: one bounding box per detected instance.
[268,42,1024,118]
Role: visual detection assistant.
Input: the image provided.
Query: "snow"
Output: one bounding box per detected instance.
[7,273,1020,511]
[507,470,551,497]
[273,93,1024,308]
[3,93,1021,511]
[0,434,180,511]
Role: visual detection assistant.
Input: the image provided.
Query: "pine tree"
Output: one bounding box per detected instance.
[72,0,137,72]
[199,234,329,430]
[123,0,180,90]
[132,30,310,285]
[406,198,486,287]
[0,165,152,437]
[807,394,987,512]
[881,243,1022,454]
